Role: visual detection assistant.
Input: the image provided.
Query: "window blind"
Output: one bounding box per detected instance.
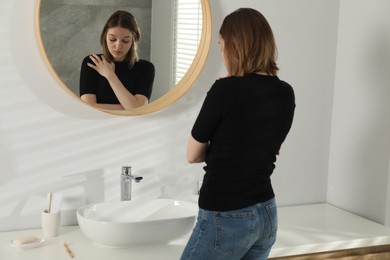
[173,0,202,84]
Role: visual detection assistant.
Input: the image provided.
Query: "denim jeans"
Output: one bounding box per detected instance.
[180,198,277,260]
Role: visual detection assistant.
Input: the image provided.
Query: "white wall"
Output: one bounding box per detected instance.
[249,0,340,206]
[328,0,390,225]
[0,0,340,231]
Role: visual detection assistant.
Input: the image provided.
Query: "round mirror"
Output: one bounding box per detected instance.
[35,0,211,116]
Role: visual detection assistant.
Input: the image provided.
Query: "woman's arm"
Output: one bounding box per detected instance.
[88,54,148,110]
[187,135,208,164]
[80,94,125,110]
[104,72,149,109]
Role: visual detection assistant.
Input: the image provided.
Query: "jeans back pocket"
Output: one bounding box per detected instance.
[214,211,256,256]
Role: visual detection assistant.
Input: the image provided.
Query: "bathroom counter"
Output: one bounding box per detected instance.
[1,203,390,259]
[271,203,390,258]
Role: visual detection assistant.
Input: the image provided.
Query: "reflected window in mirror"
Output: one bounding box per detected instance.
[174,0,202,85]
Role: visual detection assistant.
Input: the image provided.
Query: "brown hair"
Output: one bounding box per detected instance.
[100,10,141,68]
[219,8,279,76]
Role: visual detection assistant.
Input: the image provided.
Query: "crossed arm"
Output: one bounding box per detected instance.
[186,135,208,164]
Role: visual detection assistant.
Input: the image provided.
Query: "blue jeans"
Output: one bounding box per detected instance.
[180,198,277,260]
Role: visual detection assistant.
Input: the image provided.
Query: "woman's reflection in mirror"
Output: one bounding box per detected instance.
[79,10,155,110]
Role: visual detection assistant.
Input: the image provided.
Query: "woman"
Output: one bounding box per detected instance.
[181,8,295,260]
[79,10,155,110]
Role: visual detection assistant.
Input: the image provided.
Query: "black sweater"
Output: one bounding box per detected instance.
[79,55,155,103]
[191,74,295,211]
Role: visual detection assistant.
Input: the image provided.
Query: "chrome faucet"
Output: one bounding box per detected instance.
[121,166,143,201]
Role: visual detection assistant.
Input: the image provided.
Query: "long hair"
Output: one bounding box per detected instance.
[219,8,279,76]
[100,10,141,68]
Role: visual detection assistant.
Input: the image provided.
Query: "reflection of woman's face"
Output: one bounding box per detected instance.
[106,26,132,61]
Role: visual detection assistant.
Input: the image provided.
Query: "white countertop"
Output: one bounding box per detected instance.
[1,203,390,260]
[271,203,390,257]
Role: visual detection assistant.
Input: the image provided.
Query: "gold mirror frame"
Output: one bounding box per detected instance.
[34,0,212,116]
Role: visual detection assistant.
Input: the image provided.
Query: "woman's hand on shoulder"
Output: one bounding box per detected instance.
[87,54,115,79]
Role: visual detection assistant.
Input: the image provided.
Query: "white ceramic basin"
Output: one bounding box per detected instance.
[77,199,197,247]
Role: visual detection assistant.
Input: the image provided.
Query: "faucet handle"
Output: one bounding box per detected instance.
[196,181,203,195]
[122,166,131,175]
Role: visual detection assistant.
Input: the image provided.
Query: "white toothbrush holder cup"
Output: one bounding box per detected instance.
[41,210,61,237]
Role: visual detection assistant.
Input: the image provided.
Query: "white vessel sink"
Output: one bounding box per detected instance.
[77,199,197,247]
